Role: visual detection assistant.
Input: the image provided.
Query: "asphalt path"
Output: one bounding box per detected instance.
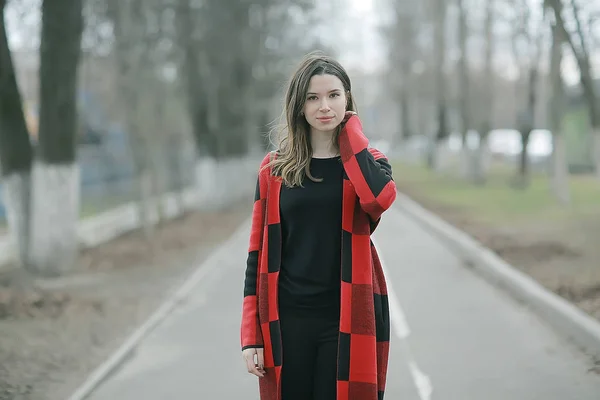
[86,204,600,399]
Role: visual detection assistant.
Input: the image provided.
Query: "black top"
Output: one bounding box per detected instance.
[278,156,344,317]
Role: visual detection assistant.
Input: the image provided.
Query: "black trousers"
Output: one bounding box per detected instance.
[279,309,340,400]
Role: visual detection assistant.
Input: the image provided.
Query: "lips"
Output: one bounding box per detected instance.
[317,117,334,122]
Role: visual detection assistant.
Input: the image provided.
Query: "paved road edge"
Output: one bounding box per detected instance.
[395,191,600,360]
[66,217,251,400]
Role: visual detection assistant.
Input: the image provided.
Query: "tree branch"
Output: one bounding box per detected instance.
[569,0,589,56]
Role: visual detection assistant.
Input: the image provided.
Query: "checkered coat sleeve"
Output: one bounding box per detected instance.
[336,115,396,399]
[241,114,396,400]
[240,155,270,351]
[338,114,396,222]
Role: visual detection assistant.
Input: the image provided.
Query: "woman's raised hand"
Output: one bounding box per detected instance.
[342,110,357,125]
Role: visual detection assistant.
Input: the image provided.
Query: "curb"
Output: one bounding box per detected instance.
[395,191,600,360]
[67,218,251,400]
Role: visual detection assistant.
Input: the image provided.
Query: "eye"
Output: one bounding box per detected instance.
[330,93,340,98]
[307,95,317,101]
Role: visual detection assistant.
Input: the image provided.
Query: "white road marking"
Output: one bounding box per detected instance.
[372,236,433,400]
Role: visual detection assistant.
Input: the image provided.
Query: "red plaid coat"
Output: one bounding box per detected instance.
[241,115,397,400]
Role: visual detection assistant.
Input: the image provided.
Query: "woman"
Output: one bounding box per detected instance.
[240,52,396,400]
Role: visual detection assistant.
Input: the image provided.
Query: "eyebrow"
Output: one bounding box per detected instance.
[306,89,342,95]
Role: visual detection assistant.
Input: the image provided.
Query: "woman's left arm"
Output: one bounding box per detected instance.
[338,114,397,222]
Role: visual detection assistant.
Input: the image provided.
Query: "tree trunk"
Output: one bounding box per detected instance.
[0,2,34,268]
[434,106,448,174]
[473,128,490,185]
[111,0,157,239]
[457,0,471,179]
[222,51,250,157]
[552,133,570,204]
[392,5,415,150]
[399,88,410,144]
[151,9,170,223]
[593,129,600,180]
[548,10,570,204]
[549,0,600,179]
[171,133,187,214]
[517,48,541,187]
[472,0,494,184]
[518,130,531,181]
[28,0,83,276]
[0,1,32,174]
[176,0,215,158]
[430,0,448,171]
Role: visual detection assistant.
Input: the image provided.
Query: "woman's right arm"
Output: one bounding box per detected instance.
[240,155,270,352]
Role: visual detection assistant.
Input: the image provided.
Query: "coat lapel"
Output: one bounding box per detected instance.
[258,175,283,399]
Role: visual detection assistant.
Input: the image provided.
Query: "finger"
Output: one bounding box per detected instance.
[245,356,265,378]
[246,359,260,376]
[251,365,265,378]
[250,365,265,378]
[256,348,265,370]
[342,111,356,124]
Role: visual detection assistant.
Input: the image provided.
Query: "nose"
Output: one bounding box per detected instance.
[319,99,330,111]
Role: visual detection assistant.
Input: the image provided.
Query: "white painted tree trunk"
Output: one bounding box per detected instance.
[221,158,234,203]
[593,128,600,181]
[434,141,450,174]
[28,161,80,276]
[137,170,156,238]
[551,133,571,205]
[195,157,219,210]
[460,147,471,179]
[2,170,31,266]
[471,141,491,184]
[147,156,165,225]
[194,156,257,210]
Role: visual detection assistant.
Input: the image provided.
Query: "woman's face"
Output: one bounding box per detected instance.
[302,74,347,135]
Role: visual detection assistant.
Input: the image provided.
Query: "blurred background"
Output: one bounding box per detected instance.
[1,0,599,269]
[0,0,599,397]
[1,0,600,323]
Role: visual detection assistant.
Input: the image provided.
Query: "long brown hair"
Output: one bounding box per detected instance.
[264,51,356,187]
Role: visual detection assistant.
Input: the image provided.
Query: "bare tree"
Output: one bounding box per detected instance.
[28,0,83,276]
[175,0,214,159]
[510,0,544,187]
[428,0,449,170]
[173,0,320,206]
[0,0,34,268]
[471,0,495,184]
[547,0,600,180]
[175,0,260,160]
[389,0,418,146]
[457,0,472,178]
[546,0,571,204]
[104,0,186,235]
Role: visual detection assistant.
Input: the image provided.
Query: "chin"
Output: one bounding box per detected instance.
[310,119,342,132]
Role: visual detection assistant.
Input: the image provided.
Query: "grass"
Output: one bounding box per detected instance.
[80,194,136,218]
[392,161,600,225]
